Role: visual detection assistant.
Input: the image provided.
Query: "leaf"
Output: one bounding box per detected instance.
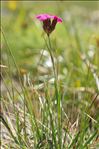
[83,131,97,147]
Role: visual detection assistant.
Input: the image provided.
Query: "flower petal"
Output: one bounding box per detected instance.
[36,14,62,22]
[36,14,52,21]
[51,15,62,23]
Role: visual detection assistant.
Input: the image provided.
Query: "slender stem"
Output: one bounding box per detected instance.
[47,36,60,109]
[47,36,56,79]
[47,35,62,149]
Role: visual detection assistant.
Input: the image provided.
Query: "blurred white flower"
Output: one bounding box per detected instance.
[88,45,95,58]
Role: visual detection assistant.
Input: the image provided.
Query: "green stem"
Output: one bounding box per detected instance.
[47,35,62,149]
[48,36,57,80]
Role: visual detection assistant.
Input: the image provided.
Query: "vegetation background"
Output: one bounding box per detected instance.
[1,1,99,149]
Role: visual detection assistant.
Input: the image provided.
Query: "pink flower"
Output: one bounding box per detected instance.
[36,14,62,36]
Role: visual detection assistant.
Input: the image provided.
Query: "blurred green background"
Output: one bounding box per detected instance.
[1,1,99,85]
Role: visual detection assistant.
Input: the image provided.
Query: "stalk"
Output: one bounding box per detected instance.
[45,35,62,149]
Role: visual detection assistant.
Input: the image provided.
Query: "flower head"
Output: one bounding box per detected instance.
[36,14,62,36]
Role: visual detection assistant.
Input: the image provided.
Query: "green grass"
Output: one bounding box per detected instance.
[1,1,99,149]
